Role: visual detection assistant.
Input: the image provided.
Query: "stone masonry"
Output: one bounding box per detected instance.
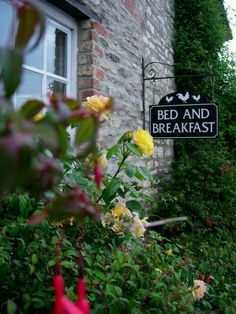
[77,0,175,178]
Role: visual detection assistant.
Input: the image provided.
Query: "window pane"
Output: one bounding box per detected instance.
[47,24,67,77]
[25,30,44,69]
[47,78,66,94]
[0,1,14,47]
[15,70,42,108]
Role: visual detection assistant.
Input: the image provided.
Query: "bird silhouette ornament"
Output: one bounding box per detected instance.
[165,96,174,103]
[158,92,207,105]
[192,94,201,102]
[176,92,190,103]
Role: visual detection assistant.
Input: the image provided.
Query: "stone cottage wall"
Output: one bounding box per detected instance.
[77,0,175,177]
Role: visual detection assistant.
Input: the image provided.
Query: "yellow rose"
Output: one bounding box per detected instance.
[111,202,132,219]
[132,129,154,157]
[84,95,112,119]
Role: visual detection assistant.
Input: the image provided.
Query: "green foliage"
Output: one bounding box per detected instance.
[1,0,235,313]
[0,195,197,314]
[150,0,236,313]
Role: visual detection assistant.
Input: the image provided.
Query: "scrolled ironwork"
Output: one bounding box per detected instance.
[143,61,174,81]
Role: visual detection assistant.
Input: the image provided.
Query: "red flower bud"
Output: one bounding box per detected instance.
[198,272,203,280]
[94,164,102,189]
[205,274,210,284]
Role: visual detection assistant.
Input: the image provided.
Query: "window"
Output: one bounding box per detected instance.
[0,0,78,108]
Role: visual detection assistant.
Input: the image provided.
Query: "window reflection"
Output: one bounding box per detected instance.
[15,70,42,108]
[47,24,67,77]
[0,1,14,47]
[25,30,44,69]
[47,78,66,94]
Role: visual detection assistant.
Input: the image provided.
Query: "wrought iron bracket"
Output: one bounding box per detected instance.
[141,57,217,130]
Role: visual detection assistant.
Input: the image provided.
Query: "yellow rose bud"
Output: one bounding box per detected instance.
[98,150,108,169]
[132,129,154,157]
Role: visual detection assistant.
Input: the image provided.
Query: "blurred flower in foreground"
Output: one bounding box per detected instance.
[84,95,112,120]
[132,129,154,157]
[191,280,206,300]
[32,113,44,122]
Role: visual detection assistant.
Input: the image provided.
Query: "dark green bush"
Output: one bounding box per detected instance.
[152,0,236,313]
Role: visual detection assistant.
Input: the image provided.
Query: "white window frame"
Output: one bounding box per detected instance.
[1,0,78,105]
[29,0,78,100]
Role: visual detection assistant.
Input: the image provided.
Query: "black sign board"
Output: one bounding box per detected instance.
[149,92,218,139]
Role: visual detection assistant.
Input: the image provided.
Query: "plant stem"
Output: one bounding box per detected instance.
[96,150,130,204]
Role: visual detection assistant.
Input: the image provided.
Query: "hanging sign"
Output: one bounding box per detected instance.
[149,92,218,138]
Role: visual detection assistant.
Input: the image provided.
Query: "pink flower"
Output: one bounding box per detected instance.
[191,280,206,300]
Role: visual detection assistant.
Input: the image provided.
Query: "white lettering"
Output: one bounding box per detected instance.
[157,110,165,120]
[181,123,189,132]
[192,109,201,119]
[183,109,191,120]
[189,122,195,132]
[208,122,215,132]
[170,110,178,120]
[201,122,209,133]
[173,123,181,133]
[159,123,166,133]
[202,108,210,119]
[152,123,159,133]
[157,109,178,120]
[193,123,202,132]
[166,123,172,133]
